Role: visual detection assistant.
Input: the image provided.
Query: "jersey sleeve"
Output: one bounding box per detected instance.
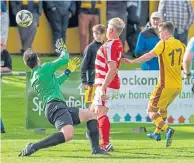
[50,49,69,73]
[152,41,165,56]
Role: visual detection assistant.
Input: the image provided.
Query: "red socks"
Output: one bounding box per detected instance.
[98,115,110,146]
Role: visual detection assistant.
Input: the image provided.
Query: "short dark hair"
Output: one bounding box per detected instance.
[23,48,38,69]
[92,24,106,34]
[158,21,175,35]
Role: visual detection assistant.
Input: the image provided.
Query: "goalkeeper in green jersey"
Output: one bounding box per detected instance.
[19,39,108,157]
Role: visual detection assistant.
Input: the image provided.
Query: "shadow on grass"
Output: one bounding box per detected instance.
[27,154,194,160]
[22,147,194,160]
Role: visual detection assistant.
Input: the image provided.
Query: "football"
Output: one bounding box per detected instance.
[16,10,33,27]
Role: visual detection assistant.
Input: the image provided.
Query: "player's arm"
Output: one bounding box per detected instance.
[122,51,157,64]
[122,41,164,64]
[183,39,194,76]
[80,46,91,85]
[183,52,193,75]
[57,57,80,85]
[50,39,70,73]
[133,51,157,64]
[0,67,11,72]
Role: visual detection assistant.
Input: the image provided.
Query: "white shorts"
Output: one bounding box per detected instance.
[92,86,119,109]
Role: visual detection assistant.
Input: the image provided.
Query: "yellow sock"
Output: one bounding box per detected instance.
[154,116,163,127]
[161,124,168,131]
[160,109,167,120]
[154,116,168,131]
[161,113,167,121]
[154,128,161,134]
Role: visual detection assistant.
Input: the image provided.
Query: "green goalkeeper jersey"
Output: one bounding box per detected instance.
[30,50,69,109]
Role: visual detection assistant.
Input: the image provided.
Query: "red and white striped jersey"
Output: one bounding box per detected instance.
[94,39,123,89]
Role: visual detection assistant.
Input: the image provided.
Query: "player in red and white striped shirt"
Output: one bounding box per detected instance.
[92,17,125,152]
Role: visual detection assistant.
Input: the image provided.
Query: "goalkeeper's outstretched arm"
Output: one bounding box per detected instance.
[50,39,70,73]
[57,57,81,85]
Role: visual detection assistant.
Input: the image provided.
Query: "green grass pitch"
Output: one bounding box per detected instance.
[1,55,194,163]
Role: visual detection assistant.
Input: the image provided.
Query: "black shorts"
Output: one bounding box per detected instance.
[45,100,80,131]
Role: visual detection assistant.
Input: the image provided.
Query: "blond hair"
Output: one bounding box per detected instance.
[108,17,125,35]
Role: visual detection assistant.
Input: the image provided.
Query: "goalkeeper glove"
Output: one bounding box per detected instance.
[65,57,81,76]
[55,38,67,54]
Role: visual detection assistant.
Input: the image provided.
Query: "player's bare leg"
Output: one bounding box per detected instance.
[96,105,114,152]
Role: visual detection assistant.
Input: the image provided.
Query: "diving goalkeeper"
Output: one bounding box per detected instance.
[19,39,108,157]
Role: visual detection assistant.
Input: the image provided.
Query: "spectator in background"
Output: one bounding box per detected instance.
[1,1,9,45]
[144,21,152,30]
[78,1,101,55]
[10,0,42,55]
[139,0,149,27]
[106,1,127,47]
[135,12,163,70]
[126,1,141,57]
[81,24,106,107]
[1,1,10,133]
[1,39,12,72]
[158,0,194,45]
[1,39,12,133]
[43,1,76,53]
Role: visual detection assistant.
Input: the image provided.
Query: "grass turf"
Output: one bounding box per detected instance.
[1,55,194,163]
[1,140,194,163]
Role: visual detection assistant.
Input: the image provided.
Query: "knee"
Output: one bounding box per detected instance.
[60,126,74,141]
[97,107,108,117]
[63,131,74,141]
[97,112,106,119]
[87,111,97,121]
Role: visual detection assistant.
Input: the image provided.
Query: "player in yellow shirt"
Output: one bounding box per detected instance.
[122,21,185,147]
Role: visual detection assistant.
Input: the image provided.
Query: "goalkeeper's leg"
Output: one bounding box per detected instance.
[19,102,75,157]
